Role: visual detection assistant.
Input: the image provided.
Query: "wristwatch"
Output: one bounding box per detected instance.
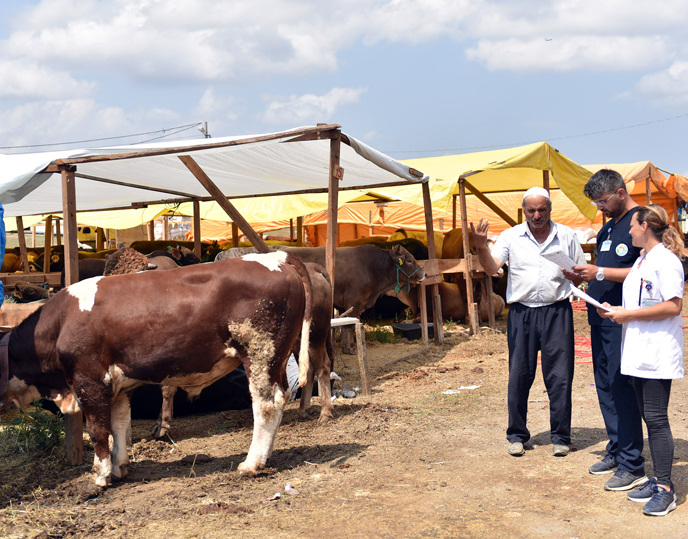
[596,267,605,281]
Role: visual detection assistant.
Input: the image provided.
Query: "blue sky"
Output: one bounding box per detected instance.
[1,0,688,176]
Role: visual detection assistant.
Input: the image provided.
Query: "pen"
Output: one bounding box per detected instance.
[638,278,643,306]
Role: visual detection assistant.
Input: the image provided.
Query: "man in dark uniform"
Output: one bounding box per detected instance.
[565,169,645,491]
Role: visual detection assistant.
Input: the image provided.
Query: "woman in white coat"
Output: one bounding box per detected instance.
[599,204,684,517]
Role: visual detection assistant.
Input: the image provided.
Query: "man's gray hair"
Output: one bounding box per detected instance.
[584,169,626,200]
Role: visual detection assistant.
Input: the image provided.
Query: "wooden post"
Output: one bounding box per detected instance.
[296,216,303,245]
[192,200,202,259]
[517,208,523,224]
[325,134,341,308]
[179,155,270,253]
[368,210,374,237]
[646,177,651,204]
[289,218,294,241]
[55,220,62,246]
[96,227,106,250]
[421,182,443,344]
[43,216,53,273]
[31,225,36,248]
[232,223,239,247]
[146,221,155,241]
[452,194,457,229]
[162,216,169,240]
[543,170,550,192]
[460,178,479,335]
[60,165,83,466]
[15,217,30,273]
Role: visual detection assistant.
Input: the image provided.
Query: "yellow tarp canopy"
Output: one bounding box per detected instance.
[374,142,595,220]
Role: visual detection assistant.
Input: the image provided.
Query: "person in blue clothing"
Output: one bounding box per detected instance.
[563,169,645,492]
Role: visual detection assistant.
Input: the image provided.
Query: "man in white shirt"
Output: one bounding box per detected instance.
[470,187,585,457]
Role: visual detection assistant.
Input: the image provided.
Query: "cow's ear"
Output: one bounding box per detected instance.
[169,248,182,261]
[391,244,401,254]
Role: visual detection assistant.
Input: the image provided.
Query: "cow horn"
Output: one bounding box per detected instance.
[148,263,158,270]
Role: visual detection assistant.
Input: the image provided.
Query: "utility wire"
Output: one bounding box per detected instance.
[384,111,688,154]
[0,122,204,150]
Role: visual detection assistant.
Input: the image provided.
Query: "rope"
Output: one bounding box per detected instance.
[394,264,422,296]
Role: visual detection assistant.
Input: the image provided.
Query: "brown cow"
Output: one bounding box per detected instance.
[285,245,426,353]
[1,251,312,486]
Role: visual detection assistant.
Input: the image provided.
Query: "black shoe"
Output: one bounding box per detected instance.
[604,470,647,491]
[628,478,657,503]
[643,483,677,516]
[589,453,617,475]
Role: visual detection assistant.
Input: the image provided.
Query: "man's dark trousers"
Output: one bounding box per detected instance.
[506,300,574,446]
[591,324,644,473]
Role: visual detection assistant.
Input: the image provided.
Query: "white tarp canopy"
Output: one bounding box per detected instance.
[0,125,427,218]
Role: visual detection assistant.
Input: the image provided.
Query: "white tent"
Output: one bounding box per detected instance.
[0,125,427,216]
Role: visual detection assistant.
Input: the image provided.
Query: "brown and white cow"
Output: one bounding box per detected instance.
[151,261,335,438]
[0,251,312,486]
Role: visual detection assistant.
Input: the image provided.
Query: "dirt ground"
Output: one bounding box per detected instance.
[2,295,688,538]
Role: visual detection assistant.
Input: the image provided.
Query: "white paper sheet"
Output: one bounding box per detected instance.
[542,249,579,272]
[569,282,614,312]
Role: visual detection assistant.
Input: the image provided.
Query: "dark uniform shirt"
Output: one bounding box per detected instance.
[587,207,641,326]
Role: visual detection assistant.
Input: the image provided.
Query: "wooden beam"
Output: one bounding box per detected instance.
[162,216,169,240]
[192,200,202,259]
[646,177,651,204]
[459,178,479,335]
[55,219,62,246]
[15,217,30,274]
[232,223,239,247]
[543,170,550,192]
[464,180,518,227]
[43,216,52,273]
[146,221,154,241]
[421,182,443,344]
[289,219,294,241]
[75,172,197,198]
[296,216,303,245]
[50,124,343,167]
[16,179,419,217]
[60,166,83,466]
[178,155,270,253]
[326,134,341,305]
[452,194,457,229]
[31,225,36,248]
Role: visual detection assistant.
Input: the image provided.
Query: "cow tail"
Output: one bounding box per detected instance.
[285,254,312,387]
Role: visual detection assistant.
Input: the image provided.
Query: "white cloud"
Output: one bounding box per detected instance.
[0,99,180,149]
[262,87,368,125]
[466,36,668,72]
[635,62,688,105]
[0,59,95,99]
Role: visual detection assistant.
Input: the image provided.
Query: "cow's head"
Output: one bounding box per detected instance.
[390,244,426,293]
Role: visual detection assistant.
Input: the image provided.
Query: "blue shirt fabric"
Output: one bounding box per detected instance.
[587,207,641,326]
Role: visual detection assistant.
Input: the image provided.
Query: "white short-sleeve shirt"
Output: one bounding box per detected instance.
[491,221,586,307]
[620,243,685,379]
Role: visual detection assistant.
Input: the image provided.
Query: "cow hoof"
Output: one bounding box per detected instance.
[237,462,259,476]
[318,413,334,424]
[112,465,128,480]
[297,409,309,419]
[94,476,109,488]
[150,424,167,438]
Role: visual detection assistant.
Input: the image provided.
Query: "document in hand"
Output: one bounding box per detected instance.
[569,282,613,312]
[541,250,579,272]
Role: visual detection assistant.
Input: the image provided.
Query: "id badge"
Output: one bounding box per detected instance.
[641,298,660,308]
[600,240,612,252]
